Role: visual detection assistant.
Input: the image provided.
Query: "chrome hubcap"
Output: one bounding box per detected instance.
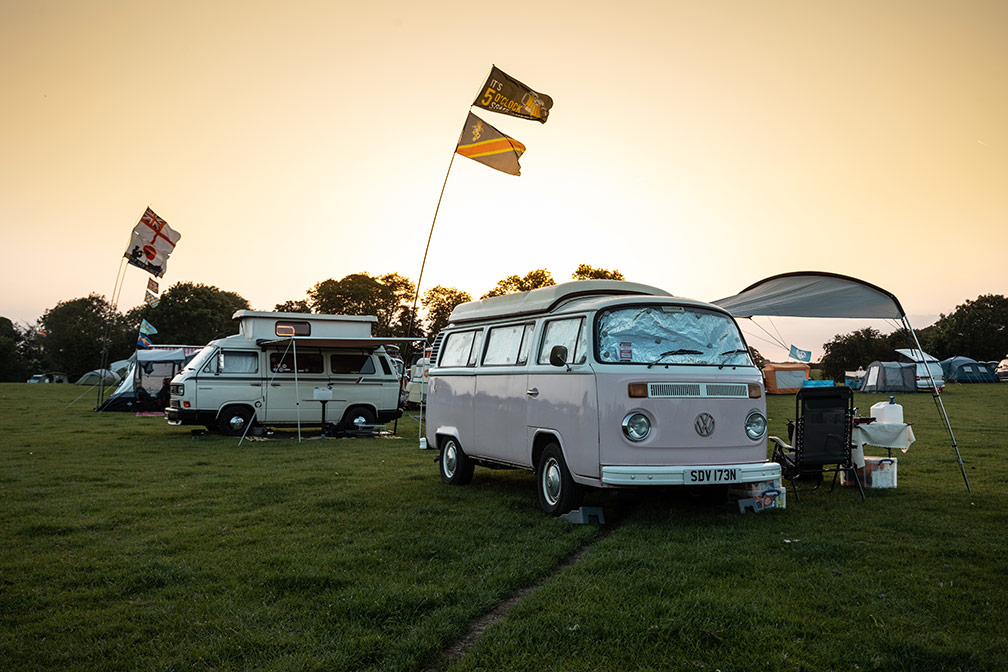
[443,443,457,477]
[543,457,561,506]
[228,415,246,432]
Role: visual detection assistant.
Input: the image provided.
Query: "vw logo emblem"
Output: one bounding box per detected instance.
[694,413,715,437]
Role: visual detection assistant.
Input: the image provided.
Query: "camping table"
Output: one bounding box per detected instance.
[851,422,916,467]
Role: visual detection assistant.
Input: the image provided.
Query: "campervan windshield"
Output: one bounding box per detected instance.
[183,345,217,373]
[596,305,752,366]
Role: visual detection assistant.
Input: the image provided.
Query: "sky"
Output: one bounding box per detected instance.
[2,0,1005,360]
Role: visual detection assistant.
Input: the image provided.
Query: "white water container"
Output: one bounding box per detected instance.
[870,396,904,424]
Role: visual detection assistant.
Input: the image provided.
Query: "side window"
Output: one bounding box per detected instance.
[330,353,375,374]
[275,320,310,337]
[378,356,393,375]
[517,323,535,365]
[538,318,586,365]
[269,352,323,373]
[206,350,258,374]
[484,324,533,366]
[440,331,475,367]
[468,330,484,366]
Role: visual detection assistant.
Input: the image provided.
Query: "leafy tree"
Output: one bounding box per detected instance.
[129,282,249,347]
[819,327,897,382]
[748,346,766,370]
[482,269,555,298]
[572,264,624,281]
[925,294,1008,361]
[307,272,416,336]
[40,294,134,380]
[0,317,29,381]
[422,286,473,337]
[275,299,311,313]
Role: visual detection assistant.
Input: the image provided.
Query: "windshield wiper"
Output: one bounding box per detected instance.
[648,349,703,368]
[717,348,751,369]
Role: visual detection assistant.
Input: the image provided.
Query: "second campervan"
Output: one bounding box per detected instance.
[425,281,779,515]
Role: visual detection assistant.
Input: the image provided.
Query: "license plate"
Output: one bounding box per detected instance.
[688,468,739,483]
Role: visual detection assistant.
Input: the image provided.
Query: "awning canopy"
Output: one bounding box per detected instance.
[713,271,906,320]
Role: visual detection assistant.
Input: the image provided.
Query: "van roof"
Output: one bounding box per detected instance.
[448,280,679,324]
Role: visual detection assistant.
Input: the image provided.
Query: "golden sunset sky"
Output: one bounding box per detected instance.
[2,0,1005,359]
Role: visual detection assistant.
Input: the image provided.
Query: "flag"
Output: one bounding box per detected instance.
[138,333,152,348]
[143,290,160,308]
[34,328,47,338]
[456,112,526,176]
[473,65,552,124]
[139,319,158,335]
[789,345,812,362]
[147,278,159,294]
[123,207,181,278]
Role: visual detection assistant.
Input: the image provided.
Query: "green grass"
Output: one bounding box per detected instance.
[2,383,1007,671]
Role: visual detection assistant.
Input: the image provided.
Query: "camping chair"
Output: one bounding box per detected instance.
[770,386,865,502]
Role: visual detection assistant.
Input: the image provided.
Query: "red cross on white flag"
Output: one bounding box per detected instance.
[123,207,181,278]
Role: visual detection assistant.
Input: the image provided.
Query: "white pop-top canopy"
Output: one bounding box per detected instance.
[713,271,905,319]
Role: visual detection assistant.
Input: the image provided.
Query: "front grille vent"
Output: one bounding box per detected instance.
[648,382,749,398]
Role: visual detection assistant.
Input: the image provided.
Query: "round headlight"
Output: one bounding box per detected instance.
[622,412,652,441]
[745,411,767,440]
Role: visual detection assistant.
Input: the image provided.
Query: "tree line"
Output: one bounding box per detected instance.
[0,265,622,381]
[3,268,1003,384]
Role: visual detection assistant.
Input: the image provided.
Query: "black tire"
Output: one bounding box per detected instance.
[342,406,377,429]
[218,406,254,436]
[439,437,474,485]
[537,442,584,516]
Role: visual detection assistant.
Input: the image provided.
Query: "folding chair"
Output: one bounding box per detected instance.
[770,386,865,502]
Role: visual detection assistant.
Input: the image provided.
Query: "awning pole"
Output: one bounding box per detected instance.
[903,317,970,492]
[294,339,301,443]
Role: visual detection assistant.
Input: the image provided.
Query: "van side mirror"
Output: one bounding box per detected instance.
[549,345,568,368]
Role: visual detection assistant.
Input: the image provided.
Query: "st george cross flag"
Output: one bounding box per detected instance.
[139,319,158,335]
[147,278,159,294]
[143,290,160,308]
[123,207,181,278]
[473,65,552,124]
[789,344,812,362]
[456,112,526,176]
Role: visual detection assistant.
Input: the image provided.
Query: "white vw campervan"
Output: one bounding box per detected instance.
[166,310,410,435]
[425,281,779,515]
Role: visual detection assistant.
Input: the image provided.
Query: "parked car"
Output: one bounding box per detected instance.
[996,357,1008,382]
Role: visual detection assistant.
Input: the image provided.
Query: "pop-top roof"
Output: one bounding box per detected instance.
[448,280,673,325]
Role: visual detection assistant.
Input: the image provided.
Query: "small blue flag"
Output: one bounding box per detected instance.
[789,345,811,362]
[138,334,152,348]
[139,318,158,335]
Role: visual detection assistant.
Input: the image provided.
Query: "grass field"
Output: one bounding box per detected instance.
[2,382,1006,671]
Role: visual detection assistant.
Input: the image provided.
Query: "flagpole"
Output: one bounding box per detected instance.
[97,257,128,410]
[405,117,469,356]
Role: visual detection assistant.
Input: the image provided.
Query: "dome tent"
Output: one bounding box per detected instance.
[75,369,121,386]
[860,361,916,393]
[941,356,998,384]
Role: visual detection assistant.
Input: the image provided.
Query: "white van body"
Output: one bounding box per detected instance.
[425,281,779,515]
[895,348,946,390]
[166,310,409,435]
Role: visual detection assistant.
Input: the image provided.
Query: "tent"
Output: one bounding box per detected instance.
[941,356,998,384]
[763,362,810,394]
[714,271,970,491]
[97,348,197,412]
[75,369,121,386]
[859,361,916,393]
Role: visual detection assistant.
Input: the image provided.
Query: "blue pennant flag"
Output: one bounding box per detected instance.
[789,344,812,362]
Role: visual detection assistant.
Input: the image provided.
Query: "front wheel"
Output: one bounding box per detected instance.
[342,406,377,429]
[537,443,584,516]
[218,406,254,436]
[439,437,474,485]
